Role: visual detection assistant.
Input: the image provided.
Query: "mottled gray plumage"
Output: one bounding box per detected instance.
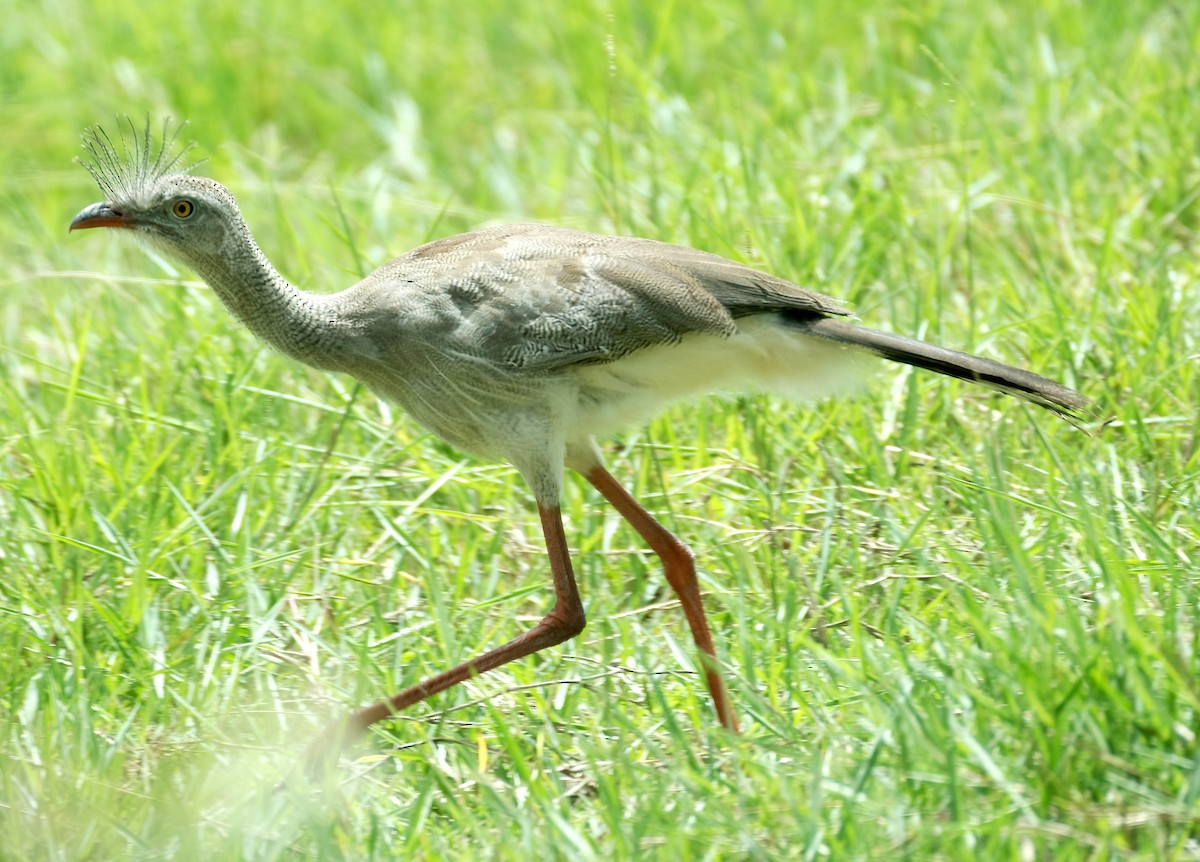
[71,122,1090,758]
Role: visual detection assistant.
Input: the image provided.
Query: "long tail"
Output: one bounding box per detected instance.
[789,317,1092,419]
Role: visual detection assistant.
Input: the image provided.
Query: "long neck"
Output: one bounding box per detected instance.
[174,226,348,370]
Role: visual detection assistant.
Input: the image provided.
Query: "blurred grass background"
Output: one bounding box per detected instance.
[1,0,1198,858]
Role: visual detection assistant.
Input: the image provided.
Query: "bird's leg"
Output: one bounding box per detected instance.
[583,465,740,733]
[305,503,586,774]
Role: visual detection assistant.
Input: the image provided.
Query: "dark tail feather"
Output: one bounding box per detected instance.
[790,317,1093,420]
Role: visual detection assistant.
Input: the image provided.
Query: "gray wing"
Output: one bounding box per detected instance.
[345,224,851,372]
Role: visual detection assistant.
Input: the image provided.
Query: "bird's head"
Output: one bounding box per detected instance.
[70,119,244,258]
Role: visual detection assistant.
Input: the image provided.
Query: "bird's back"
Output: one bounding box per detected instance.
[337,224,850,372]
[324,225,862,461]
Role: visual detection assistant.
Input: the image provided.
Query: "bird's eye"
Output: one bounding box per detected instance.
[172,199,195,219]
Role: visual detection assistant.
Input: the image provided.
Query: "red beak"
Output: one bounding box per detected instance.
[70,202,130,231]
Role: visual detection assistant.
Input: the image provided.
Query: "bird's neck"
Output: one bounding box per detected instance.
[175,228,347,369]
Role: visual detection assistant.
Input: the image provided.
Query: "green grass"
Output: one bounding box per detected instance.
[2,0,1199,858]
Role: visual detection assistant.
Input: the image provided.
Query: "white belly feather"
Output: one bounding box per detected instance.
[566,314,871,442]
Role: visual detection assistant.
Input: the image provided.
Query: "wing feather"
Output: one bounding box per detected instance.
[346,224,849,372]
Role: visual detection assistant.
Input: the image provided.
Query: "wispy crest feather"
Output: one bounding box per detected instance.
[79,116,203,206]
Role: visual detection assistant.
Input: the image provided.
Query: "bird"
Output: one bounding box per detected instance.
[71,119,1090,765]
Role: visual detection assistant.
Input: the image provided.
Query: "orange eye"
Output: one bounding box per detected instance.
[172,199,194,218]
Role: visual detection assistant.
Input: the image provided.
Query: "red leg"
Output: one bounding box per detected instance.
[306,503,585,775]
[584,465,740,733]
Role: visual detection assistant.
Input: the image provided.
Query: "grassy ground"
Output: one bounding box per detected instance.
[2,0,1198,858]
